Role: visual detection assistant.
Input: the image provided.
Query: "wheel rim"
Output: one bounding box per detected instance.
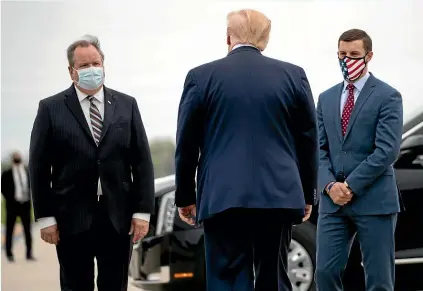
[288,239,314,291]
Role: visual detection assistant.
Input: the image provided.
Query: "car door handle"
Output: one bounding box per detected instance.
[412,154,423,167]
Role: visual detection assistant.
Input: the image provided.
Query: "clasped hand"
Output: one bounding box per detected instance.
[328,182,353,206]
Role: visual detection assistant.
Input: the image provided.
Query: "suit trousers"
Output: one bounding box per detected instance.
[56,196,133,291]
[5,200,32,258]
[316,204,397,291]
[203,208,294,291]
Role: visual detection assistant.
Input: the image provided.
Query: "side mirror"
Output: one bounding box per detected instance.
[400,134,423,151]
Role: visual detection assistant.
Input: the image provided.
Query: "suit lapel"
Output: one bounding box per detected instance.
[333,83,344,143]
[344,74,376,140]
[98,86,116,144]
[64,85,96,144]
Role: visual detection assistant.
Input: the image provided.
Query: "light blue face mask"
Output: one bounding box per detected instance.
[74,66,104,90]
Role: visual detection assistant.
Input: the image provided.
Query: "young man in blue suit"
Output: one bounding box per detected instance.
[315,29,403,291]
[175,9,318,291]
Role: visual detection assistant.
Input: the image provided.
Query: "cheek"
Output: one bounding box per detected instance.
[71,71,79,81]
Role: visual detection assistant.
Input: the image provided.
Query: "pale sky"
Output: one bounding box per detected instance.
[1,0,423,159]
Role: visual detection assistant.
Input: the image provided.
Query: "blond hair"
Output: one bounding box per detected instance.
[227,9,271,51]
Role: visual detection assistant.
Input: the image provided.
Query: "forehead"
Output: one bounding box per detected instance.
[338,40,365,52]
[73,45,102,63]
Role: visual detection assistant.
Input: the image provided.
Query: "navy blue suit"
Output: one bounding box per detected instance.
[175,46,318,291]
[315,73,403,291]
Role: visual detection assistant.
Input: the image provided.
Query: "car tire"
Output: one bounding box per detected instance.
[291,222,317,291]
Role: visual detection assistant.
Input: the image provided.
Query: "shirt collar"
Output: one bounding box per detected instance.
[232,43,258,51]
[343,72,370,93]
[74,86,104,103]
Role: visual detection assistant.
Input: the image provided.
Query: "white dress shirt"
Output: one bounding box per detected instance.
[232,43,257,51]
[37,86,150,229]
[340,72,370,115]
[12,164,29,202]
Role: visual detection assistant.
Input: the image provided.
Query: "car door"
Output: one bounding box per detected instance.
[394,121,423,262]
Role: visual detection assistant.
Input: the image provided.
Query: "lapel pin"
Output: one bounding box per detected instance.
[108,100,111,104]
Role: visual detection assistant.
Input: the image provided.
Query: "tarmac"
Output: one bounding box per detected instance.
[1,224,141,291]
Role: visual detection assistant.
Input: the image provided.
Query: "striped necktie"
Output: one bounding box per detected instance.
[88,96,103,145]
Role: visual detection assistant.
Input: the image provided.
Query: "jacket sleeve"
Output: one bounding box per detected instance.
[316,94,337,194]
[293,68,319,205]
[130,98,155,214]
[346,90,403,195]
[174,70,202,207]
[29,101,54,219]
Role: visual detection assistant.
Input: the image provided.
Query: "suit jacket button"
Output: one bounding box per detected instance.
[97,160,101,164]
[342,151,347,155]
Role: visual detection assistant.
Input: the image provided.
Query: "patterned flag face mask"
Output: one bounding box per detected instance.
[339,54,368,82]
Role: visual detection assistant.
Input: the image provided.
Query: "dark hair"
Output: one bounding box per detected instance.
[338,29,372,52]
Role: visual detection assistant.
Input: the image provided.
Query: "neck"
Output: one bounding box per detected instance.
[75,84,102,96]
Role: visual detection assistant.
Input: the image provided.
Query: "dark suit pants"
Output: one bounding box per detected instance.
[203,208,293,291]
[316,205,397,291]
[56,199,132,291]
[5,200,32,258]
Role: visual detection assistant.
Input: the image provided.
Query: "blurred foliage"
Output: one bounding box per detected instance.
[149,138,176,178]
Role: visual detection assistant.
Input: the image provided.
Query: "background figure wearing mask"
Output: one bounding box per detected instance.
[1,151,35,262]
[315,29,403,291]
[175,9,318,291]
[29,35,155,291]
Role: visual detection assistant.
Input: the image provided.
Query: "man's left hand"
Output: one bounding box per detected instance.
[178,204,197,226]
[303,204,313,222]
[129,218,149,243]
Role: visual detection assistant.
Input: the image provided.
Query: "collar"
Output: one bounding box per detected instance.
[74,86,104,103]
[343,72,370,93]
[232,43,258,51]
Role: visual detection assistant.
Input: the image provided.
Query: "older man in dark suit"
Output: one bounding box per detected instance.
[29,35,155,291]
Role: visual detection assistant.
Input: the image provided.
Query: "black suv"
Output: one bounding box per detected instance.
[129,110,423,291]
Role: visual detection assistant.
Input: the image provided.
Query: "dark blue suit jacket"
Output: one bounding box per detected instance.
[317,73,403,215]
[175,46,318,222]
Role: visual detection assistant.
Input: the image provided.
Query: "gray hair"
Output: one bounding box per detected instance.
[66,34,105,67]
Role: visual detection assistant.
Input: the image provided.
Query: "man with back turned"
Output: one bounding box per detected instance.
[174,9,318,291]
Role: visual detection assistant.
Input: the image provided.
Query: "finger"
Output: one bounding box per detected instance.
[129,223,134,235]
[133,227,142,243]
[51,234,59,245]
[45,235,53,244]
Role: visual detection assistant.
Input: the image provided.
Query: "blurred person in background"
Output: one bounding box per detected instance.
[315,29,403,291]
[29,35,155,291]
[1,151,35,262]
[175,9,318,291]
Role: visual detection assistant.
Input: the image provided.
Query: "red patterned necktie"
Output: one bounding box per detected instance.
[341,83,355,136]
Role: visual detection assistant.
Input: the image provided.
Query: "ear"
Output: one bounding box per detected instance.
[68,66,73,78]
[227,35,231,46]
[366,51,373,63]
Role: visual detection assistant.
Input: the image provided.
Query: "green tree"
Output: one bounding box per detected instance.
[149,138,176,178]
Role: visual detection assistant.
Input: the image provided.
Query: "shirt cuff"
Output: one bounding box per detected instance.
[37,217,57,229]
[132,213,151,223]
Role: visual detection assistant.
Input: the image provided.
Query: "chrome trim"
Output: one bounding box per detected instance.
[402,121,423,140]
[360,257,423,266]
[156,191,176,236]
[131,266,171,286]
[395,257,423,265]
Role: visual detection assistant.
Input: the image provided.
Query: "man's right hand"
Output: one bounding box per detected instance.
[41,224,60,245]
[327,182,353,206]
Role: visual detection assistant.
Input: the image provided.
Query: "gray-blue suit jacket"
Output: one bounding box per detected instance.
[317,73,403,215]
